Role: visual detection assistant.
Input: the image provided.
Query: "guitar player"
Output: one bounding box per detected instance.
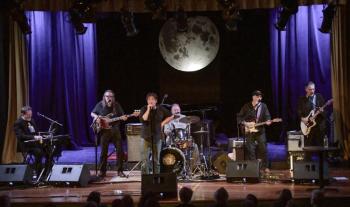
[237,90,272,173]
[91,90,128,177]
[297,81,326,148]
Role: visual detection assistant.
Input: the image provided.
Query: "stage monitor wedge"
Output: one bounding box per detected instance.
[141,173,177,198]
[226,160,260,183]
[292,161,329,182]
[0,164,33,184]
[49,164,91,187]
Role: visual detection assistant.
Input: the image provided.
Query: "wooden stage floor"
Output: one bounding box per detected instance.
[1,169,350,207]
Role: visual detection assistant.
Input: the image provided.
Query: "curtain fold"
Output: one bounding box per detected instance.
[269,5,332,138]
[1,20,29,164]
[331,5,350,159]
[26,11,97,146]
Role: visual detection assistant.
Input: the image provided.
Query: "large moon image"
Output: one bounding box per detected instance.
[159,16,220,72]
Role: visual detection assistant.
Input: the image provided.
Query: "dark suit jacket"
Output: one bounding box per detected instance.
[297,93,326,129]
[13,117,38,152]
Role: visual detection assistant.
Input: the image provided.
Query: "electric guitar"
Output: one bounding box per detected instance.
[300,99,333,136]
[244,118,282,133]
[92,110,140,134]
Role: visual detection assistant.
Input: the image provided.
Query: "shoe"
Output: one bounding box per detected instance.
[118,171,126,177]
[264,168,271,173]
[98,171,106,177]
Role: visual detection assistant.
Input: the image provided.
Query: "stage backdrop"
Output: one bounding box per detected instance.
[270,5,332,137]
[26,11,97,146]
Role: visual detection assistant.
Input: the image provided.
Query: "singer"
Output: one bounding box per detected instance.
[139,92,173,174]
[236,90,272,173]
[91,90,128,177]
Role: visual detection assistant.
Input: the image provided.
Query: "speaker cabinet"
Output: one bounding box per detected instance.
[49,164,91,187]
[292,161,329,181]
[126,123,142,162]
[0,165,33,184]
[226,160,260,183]
[141,173,177,198]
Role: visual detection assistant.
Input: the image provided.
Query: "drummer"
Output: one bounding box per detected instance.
[163,104,200,168]
[163,103,186,146]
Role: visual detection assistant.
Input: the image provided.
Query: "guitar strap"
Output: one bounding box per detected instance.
[255,103,262,122]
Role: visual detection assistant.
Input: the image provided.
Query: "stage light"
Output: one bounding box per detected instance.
[217,0,241,31]
[8,0,31,34]
[275,0,299,31]
[144,0,167,20]
[319,0,338,33]
[69,0,93,34]
[121,8,139,37]
[176,6,188,32]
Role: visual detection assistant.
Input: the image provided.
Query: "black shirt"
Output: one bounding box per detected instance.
[91,101,125,127]
[139,105,172,140]
[237,102,271,133]
[14,117,38,141]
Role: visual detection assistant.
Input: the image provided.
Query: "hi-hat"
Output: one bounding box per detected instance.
[179,116,200,124]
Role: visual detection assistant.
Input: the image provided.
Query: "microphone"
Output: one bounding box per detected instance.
[161,94,168,105]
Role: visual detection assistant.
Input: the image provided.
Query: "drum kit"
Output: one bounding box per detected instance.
[160,115,219,180]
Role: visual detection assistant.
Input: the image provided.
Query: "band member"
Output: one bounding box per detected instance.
[91,90,128,177]
[139,92,173,174]
[237,90,271,172]
[297,81,326,146]
[163,103,186,146]
[14,106,44,173]
[164,103,200,168]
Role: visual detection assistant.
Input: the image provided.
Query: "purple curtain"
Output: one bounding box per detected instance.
[270,5,332,136]
[26,11,97,146]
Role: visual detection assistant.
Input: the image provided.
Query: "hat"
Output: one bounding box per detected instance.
[252,90,263,97]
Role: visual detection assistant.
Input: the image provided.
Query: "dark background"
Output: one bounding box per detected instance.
[96,10,282,141]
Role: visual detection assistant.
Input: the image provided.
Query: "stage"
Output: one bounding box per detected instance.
[1,168,350,207]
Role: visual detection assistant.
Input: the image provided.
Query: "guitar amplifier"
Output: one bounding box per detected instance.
[287,131,304,152]
[126,123,142,162]
[126,123,142,135]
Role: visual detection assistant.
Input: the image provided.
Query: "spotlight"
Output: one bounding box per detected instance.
[121,7,139,37]
[8,0,31,34]
[319,0,338,33]
[275,0,299,31]
[217,0,241,31]
[176,5,187,32]
[144,0,167,20]
[69,0,94,34]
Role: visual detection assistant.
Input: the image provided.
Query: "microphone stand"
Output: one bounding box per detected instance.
[90,118,101,181]
[149,108,156,175]
[37,112,63,127]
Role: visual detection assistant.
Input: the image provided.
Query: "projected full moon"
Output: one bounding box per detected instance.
[159,16,220,72]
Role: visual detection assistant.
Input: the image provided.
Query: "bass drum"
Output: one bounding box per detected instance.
[212,151,229,174]
[160,147,185,175]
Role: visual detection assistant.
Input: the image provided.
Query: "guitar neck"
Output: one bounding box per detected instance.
[109,114,133,122]
[254,121,268,127]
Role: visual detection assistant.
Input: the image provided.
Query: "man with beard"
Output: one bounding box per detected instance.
[91,90,128,177]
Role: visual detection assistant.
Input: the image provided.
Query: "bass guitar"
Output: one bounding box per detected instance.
[92,110,140,134]
[301,99,333,136]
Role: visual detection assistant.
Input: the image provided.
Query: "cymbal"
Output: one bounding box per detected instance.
[179,116,200,124]
[193,130,209,134]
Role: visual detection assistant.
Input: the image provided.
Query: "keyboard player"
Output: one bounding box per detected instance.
[13,106,46,174]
